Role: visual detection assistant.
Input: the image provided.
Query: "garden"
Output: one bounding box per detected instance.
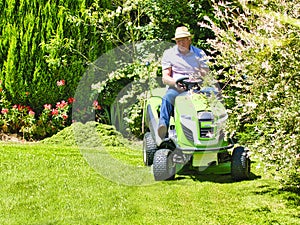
[0,0,299,224]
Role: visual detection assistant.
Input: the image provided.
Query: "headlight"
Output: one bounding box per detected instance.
[180,114,192,120]
[197,111,214,121]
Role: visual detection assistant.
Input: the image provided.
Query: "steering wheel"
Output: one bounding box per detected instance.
[175,77,189,90]
[176,76,203,91]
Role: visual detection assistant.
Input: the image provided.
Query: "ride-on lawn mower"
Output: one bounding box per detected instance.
[143,77,251,181]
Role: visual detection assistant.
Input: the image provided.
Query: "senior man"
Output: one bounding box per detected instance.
[158,26,209,139]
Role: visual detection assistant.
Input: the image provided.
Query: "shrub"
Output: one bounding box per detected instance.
[91,59,163,138]
[0,94,71,140]
[0,0,106,114]
[202,0,300,190]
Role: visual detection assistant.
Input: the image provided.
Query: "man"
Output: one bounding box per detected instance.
[158,26,209,139]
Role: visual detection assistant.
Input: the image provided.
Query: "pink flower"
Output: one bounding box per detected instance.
[62,114,68,120]
[1,108,9,114]
[51,109,59,116]
[29,110,35,116]
[57,80,65,86]
[93,100,102,110]
[44,104,52,110]
[56,100,68,109]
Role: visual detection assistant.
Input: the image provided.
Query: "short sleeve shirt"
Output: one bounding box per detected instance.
[161,45,208,81]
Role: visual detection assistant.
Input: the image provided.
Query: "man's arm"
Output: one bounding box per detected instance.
[162,68,175,87]
[162,68,185,91]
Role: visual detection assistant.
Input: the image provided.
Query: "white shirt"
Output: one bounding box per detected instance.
[161,45,208,81]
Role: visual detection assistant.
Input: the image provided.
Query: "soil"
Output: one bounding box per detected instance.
[0,132,27,143]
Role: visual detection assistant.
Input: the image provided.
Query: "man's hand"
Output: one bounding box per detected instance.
[162,68,186,92]
[175,82,186,92]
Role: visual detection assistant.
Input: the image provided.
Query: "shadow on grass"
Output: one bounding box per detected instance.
[175,171,261,184]
[252,184,300,207]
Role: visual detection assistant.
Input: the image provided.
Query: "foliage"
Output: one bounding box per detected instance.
[92,60,162,138]
[201,0,300,190]
[146,0,216,49]
[74,0,215,138]
[0,0,104,113]
[0,84,74,140]
[0,0,215,140]
[74,0,214,44]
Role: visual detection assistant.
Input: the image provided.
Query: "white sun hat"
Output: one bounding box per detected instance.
[172,26,192,40]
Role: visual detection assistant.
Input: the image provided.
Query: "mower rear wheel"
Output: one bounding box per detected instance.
[143,132,157,166]
[153,149,176,181]
[231,147,251,181]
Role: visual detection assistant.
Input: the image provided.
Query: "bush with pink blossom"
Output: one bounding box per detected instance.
[0,80,102,140]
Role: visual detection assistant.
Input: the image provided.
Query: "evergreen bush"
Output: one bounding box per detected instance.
[0,0,106,113]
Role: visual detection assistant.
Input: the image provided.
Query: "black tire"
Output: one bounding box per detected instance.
[143,132,157,166]
[231,147,251,181]
[153,149,176,181]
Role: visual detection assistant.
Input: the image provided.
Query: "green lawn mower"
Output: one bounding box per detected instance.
[143,77,251,181]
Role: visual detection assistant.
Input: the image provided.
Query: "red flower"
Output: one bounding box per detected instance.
[51,109,59,116]
[68,97,76,104]
[62,114,68,120]
[1,108,9,114]
[12,104,27,111]
[44,104,52,110]
[57,80,65,86]
[17,105,26,111]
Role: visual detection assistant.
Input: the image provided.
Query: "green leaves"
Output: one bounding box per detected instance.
[0,0,102,113]
[204,0,300,190]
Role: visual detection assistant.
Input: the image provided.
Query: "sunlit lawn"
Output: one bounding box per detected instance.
[0,142,299,225]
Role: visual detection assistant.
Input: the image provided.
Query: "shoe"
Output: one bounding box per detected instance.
[158,124,167,139]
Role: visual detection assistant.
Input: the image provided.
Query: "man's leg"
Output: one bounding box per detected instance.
[158,88,180,139]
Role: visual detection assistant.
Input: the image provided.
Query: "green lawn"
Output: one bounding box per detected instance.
[0,142,299,225]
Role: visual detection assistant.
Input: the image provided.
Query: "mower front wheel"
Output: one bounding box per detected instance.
[231,147,251,181]
[143,132,157,166]
[153,149,176,181]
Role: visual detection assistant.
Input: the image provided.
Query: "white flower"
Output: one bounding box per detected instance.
[116,6,122,14]
[261,61,272,72]
[91,82,101,90]
[246,102,257,108]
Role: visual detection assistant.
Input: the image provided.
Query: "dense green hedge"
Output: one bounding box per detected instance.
[0,0,110,113]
